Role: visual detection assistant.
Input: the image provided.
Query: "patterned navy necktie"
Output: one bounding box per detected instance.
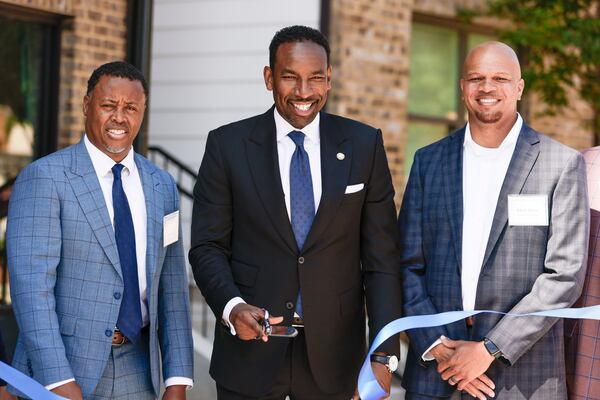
[288,131,315,317]
[112,163,142,343]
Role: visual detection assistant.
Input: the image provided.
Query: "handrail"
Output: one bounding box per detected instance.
[147,146,197,178]
[146,146,211,339]
[147,146,197,200]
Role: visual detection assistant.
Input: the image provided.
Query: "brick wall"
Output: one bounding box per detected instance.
[414,0,486,18]
[1,0,128,148]
[528,88,595,150]
[0,0,72,14]
[328,0,413,206]
[327,0,595,206]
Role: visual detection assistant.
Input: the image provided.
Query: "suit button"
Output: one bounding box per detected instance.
[298,257,305,264]
[114,292,121,300]
[105,329,112,337]
[286,302,294,310]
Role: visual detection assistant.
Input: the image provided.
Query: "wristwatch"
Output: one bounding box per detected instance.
[370,354,399,373]
[483,338,503,358]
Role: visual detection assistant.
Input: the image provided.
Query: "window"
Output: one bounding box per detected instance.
[0,9,60,305]
[405,15,494,175]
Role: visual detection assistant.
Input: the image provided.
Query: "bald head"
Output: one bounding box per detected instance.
[463,41,521,78]
[460,41,525,137]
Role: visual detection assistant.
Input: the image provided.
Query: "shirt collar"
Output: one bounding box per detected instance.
[274,107,320,144]
[84,134,136,177]
[464,113,523,151]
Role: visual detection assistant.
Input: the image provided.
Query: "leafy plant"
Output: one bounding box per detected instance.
[468,1,600,141]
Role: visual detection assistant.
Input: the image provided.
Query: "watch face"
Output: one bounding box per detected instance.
[388,355,399,372]
[484,339,501,356]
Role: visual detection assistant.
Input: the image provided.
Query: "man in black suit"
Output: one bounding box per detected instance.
[189,25,402,399]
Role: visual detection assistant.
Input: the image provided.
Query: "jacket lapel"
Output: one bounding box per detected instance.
[481,124,540,269]
[245,108,298,253]
[442,128,465,271]
[136,155,163,295]
[302,112,351,252]
[66,139,122,278]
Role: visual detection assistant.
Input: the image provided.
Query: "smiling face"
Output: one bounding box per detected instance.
[83,75,146,162]
[460,42,524,129]
[263,40,331,129]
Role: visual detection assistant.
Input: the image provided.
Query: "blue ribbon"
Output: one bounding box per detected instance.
[0,361,66,400]
[358,305,600,400]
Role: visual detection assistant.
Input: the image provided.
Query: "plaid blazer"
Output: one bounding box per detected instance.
[398,123,589,399]
[565,147,600,400]
[6,139,193,397]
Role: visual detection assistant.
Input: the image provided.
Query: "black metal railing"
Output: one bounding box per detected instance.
[148,146,197,199]
[147,146,211,339]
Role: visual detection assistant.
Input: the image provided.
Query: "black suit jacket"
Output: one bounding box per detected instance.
[189,107,402,396]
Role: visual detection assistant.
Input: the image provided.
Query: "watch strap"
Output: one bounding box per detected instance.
[370,354,398,372]
[370,354,390,364]
[483,338,501,356]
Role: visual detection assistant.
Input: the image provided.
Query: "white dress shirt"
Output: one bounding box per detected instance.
[461,114,522,311]
[222,108,323,334]
[85,135,149,324]
[46,136,191,390]
[422,114,522,361]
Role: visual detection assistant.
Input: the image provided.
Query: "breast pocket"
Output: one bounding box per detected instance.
[342,182,366,206]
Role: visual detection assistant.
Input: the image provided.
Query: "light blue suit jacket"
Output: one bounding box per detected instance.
[6,138,193,397]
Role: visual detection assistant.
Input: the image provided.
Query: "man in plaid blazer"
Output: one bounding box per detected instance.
[565,147,600,400]
[398,41,589,399]
[6,62,193,399]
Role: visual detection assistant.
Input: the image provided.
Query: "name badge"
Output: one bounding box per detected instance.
[163,210,179,247]
[508,195,549,226]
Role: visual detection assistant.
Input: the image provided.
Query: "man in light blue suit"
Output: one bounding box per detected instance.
[7,62,193,399]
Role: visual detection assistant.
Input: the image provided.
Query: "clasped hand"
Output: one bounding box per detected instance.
[431,336,496,399]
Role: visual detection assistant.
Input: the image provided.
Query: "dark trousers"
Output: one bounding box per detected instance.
[0,330,7,387]
[217,330,353,400]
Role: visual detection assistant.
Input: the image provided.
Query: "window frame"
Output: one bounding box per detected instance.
[0,2,65,159]
[0,4,65,305]
[409,13,497,133]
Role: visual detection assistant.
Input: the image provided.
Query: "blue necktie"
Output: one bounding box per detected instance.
[112,164,142,343]
[288,131,315,317]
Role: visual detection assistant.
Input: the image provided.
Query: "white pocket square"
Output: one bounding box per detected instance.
[345,183,364,194]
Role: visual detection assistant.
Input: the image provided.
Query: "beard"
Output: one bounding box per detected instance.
[475,110,502,124]
[104,143,129,154]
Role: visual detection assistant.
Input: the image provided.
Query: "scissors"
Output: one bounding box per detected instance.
[257,309,298,339]
[262,309,273,336]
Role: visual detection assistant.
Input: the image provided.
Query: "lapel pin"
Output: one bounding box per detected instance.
[336,152,345,161]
